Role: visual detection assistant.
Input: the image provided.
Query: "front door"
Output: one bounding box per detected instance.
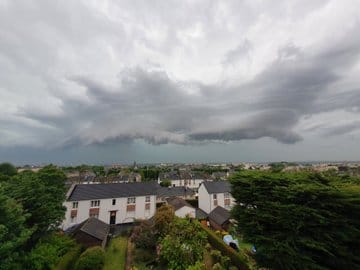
[110,211,116,225]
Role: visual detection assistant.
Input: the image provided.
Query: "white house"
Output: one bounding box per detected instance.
[158,171,208,190]
[166,197,196,218]
[62,182,158,230]
[198,181,235,214]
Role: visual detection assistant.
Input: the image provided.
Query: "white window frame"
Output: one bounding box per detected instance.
[72,202,78,209]
[90,200,100,207]
[112,199,116,205]
[127,197,136,204]
[224,192,230,199]
[145,196,150,202]
[213,194,217,200]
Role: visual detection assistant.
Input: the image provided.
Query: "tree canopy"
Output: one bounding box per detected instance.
[0,164,69,269]
[230,171,360,270]
[0,162,17,177]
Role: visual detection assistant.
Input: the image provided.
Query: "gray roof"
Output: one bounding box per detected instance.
[157,186,195,198]
[202,181,231,194]
[80,217,109,240]
[208,206,230,225]
[195,208,208,219]
[68,182,158,201]
[166,197,194,211]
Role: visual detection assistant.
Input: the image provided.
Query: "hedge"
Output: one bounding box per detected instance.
[75,246,105,270]
[200,224,250,270]
[55,244,83,270]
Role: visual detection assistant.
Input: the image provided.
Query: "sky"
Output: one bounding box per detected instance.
[0,0,360,165]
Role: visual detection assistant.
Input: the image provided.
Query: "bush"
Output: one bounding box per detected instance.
[75,246,105,270]
[210,250,222,263]
[55,244,83,270]
[220,256,231,269]
[132,220,157,249]
[201,225,249,270]
[187,261,206,270]
[26,234,76,270]
[212,263,224,270]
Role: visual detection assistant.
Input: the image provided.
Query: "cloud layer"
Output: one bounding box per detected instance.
[0,0,360,156]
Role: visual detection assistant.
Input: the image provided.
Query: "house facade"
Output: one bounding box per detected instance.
[62,182,157,230]
[198,181,235,214]
[158,171,208,190]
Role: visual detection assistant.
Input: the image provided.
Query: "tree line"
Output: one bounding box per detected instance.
[230,171,360,270]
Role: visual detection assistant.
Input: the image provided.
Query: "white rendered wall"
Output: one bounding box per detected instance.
[198,184,235,214]
[62,195,156,230]
[175,206,196,218]
[198,184,212,214]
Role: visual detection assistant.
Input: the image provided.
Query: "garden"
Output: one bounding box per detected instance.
[129,205,254,270]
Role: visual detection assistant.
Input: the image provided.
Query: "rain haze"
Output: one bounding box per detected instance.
[0,0,360,164]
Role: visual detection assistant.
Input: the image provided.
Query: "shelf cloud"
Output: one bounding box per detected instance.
[0,0,359,162]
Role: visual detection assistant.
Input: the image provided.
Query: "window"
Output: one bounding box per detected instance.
[72,202,78,209]
[145,196,150,202]
[112,199,116,205]
[91,200,100,207]
[127,197,136,204]
[224,192,230,199]
[213,194,217,200]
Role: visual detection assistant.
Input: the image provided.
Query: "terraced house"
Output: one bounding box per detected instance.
[62,182,158,230]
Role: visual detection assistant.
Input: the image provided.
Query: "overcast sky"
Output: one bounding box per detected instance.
[0,0,360,165]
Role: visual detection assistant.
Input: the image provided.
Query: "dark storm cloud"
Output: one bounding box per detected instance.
[1,0,360,159]
[323,121,360,137]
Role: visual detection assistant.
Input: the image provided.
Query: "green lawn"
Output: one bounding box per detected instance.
[103,236,128,270]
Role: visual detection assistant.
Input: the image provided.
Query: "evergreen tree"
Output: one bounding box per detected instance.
[230,171,360,270]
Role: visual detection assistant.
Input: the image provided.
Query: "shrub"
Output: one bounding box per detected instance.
[75,246,105,270]
[212,263,224,270]
[55,245,83,270]
[210,250,222,263]
[26,234,76,270]
[132,220,157,249]
[187,261,206,270]
[220,256,231,269]
[201,225,249,270]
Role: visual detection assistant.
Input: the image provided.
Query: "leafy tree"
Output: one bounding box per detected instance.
[230,171,360,270]
[154,204,175,236]
[91,166,105,177]
[0,162,17,176]
[6,166,67,245]
[186,261,206,270]
[269,162,286,172]
[25,234,75,270]
[0,186,33,270]
[160,179,171,187]
[132,220,157,249]
[160,218,207,270]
